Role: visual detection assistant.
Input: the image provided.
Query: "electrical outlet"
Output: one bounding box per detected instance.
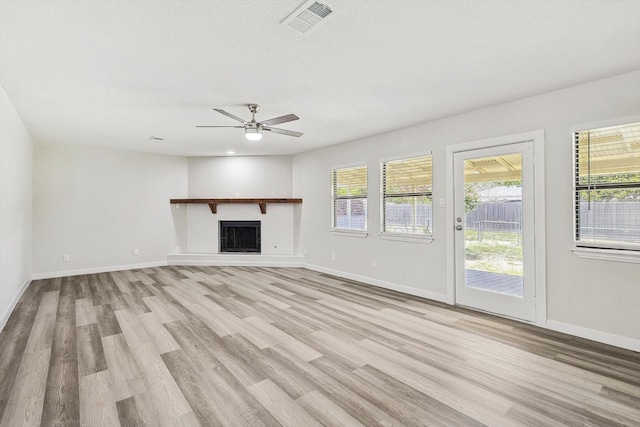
[175,246,180,253]
[331,253,336,261]
[439,198,445,208]
[63,254,70,262]
[133,248,139,256]
[304,248,308,255]
[372,260,377,269]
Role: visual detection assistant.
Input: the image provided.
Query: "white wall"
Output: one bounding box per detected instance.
[185,156,296,255]
[188,156,292,198]
[33,143,188,276]
[293,70,640,343]
[0,85,33,329]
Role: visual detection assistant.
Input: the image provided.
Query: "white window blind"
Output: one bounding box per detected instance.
[331,164,367,231]
[381,154,433,236]
[574,121,640,250]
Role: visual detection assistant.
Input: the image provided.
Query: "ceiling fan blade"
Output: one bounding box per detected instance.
[263,126,303,137]
[213,108,247,124]
[196,125,244,128]
[259,113,299,127]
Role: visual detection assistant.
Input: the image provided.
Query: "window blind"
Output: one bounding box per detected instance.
[574,121,640,250]
[381,155,433,235]
[331,164,367,230]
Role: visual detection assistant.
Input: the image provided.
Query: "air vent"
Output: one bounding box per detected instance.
[282,1,334,34]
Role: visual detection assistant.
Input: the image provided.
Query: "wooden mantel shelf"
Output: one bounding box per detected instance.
[170,198,302,215]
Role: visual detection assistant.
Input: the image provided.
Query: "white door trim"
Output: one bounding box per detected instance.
[445,130,546,326]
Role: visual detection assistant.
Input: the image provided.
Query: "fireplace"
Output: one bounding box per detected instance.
[219,221,261,253]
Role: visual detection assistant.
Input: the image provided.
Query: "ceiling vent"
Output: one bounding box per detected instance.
[282,1,334,34]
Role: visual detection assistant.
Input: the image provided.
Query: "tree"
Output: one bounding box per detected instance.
[464,183,480,212]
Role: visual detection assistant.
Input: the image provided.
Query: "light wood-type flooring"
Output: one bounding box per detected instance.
[1,266,639,426]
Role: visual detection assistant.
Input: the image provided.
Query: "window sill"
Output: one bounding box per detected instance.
[379,233,434,244]
[572,247,640,264]
[330,229,368,238]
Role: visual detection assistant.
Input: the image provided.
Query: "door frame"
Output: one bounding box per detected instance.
[445,130,546,326]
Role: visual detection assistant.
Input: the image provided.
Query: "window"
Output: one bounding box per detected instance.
[574,121,640,251]
[381,154,432,236]
[331,164,367,231]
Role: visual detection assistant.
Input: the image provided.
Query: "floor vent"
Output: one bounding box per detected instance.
[282,1,334,34]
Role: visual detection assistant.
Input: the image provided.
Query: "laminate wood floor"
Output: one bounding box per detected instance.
[1,266,639,426]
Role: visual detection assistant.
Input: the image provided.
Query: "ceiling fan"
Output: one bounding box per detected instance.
[196,104,303,141]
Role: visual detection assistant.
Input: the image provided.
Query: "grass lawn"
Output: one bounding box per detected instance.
[464,230,523,276]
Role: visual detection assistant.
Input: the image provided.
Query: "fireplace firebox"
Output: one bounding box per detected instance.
[219,221,261,253]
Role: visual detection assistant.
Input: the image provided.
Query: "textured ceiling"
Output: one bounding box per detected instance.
[1,0,639,157]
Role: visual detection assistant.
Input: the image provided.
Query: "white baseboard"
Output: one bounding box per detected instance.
[31,260,168,280]
[304,263,449,304]
[0,276,32,332]
[167,253,305,268]
[545,319,640,352]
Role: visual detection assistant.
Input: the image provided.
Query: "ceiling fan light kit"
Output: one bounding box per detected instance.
[244,127,262,141]
[196,104,303,142]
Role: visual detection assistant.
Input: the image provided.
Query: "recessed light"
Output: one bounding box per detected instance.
[149,136,166,142]
[226,151,235,155]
